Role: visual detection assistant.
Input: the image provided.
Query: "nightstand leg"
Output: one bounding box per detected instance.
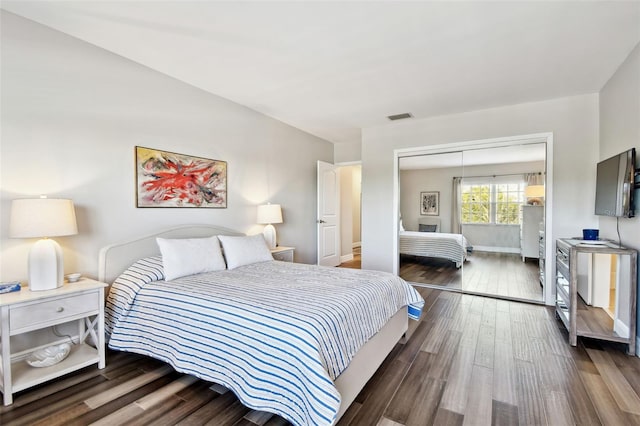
[1,307,13,405]
[78,316,86,344]
[98,289,106,369]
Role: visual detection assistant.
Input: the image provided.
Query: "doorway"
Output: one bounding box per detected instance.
[316,162,362,267]
[394,133,554,305]
[338,164,362,267]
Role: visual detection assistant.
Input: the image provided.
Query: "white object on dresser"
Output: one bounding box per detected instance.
[520,205,543,261]
[0,279,107,405]
[270,246,295,262]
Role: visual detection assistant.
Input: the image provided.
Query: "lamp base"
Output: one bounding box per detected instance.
[28,238,64,291]
[263,224,277,250]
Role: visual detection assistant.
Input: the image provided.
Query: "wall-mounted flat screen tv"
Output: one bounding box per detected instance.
[594,148,636,218]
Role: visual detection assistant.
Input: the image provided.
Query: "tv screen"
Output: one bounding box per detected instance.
[594,148,636,218]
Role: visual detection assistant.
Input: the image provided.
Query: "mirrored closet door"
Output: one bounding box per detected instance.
[398,151,464,291]
[398,141,546,303]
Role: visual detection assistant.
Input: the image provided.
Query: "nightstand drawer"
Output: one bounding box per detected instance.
[270,246,294,263]
[10,292,98,332]
[272,251,291,262]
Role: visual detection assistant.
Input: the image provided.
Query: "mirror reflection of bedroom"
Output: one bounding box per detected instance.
[398,142,546,303]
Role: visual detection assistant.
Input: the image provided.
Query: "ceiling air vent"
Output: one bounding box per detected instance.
[387,112,413,121]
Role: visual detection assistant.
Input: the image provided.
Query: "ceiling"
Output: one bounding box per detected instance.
[2,1,640,146]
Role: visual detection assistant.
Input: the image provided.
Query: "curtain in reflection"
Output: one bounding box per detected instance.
[451,176,463,234]
[524,172,544,186]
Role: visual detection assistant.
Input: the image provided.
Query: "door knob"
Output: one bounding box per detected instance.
[317,219,326,224]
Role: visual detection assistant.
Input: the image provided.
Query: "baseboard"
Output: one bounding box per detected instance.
[473,245,520,254]
[341,253,354,263]
[352,242,361,249]
[614,318,630,340]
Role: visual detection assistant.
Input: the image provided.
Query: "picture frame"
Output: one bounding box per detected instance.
[135,146,227,208]
[420,191,439,216]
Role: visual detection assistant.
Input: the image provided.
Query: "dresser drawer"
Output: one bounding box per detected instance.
[10,292,99,332]
[556,259,569,281]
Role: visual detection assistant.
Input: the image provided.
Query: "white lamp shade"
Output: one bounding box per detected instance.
[9,198,78,291]
[525,185,545,199]
[257,204,283,224]
[10,198,78,238]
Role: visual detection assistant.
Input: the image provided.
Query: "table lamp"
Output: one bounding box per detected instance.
[9,198,78,291]
[257,203,283,249]
[525,185,545,205]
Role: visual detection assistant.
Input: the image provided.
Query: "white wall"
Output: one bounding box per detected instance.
[351,166,361,245]
[599,42,640,349]
[0,12,333,283]
[335,142,362,164]
[339,166,354,259]
[400,166,459,234]
[338,165,362,259]
[362,94,599,273]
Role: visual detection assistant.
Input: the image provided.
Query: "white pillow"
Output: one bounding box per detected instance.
[218,234,274,270]
[156,236,226,281]
[399,219,405,232]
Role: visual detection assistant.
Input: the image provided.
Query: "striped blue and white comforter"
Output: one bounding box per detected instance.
[399,230,471,267]
[105,257,424,426]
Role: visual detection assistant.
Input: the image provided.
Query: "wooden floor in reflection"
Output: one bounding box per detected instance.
[400,251,543,302]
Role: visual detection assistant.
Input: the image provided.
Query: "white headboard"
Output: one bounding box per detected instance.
[98,224,243,283]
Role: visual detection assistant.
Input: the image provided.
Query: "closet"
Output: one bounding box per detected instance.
[397,138,549,303]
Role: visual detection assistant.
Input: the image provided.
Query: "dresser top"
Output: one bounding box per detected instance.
[558,238,637,255]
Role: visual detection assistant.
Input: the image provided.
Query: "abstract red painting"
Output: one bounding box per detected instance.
[135,146,227,208]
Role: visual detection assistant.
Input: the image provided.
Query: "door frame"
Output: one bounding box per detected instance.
[393,132,555,306]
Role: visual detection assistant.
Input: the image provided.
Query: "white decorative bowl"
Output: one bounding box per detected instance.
[26,343,71,368]
[66,273,82,283]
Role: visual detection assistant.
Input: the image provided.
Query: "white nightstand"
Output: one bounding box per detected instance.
[271,246,295,262]
[0,279,107,405]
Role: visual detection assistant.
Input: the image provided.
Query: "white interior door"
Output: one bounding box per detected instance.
[317,161,340,266]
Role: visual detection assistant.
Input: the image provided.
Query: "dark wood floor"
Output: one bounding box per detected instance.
[400,251,544,302]
[339,246,361,269]
[2,288,640,425]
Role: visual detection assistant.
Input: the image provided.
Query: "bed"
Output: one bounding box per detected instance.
[399,230,471,268]
[99,225,424,426]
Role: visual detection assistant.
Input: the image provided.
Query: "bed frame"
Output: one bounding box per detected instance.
[98,224,407,423]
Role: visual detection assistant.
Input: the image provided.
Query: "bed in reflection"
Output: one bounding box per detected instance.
[399,218,472,268]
